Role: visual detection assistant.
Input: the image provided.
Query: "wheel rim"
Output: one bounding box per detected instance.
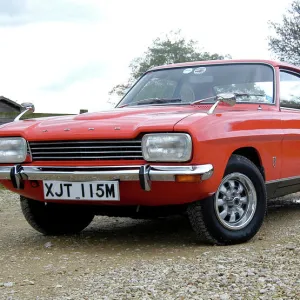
[214,172,257,230]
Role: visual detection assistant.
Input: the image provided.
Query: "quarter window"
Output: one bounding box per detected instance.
[280,71,300,109]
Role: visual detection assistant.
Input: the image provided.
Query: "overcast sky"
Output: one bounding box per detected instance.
[0,0,293,113]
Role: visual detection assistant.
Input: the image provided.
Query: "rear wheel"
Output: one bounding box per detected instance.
[187,155,267,245]
[20,196,94,235]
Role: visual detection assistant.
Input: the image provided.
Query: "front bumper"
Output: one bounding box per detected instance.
[0,164,214,192]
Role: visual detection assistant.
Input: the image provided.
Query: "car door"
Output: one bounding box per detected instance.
[280,69,300,194]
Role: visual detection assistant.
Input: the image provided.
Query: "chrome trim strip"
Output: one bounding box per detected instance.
[31,146,142,150]
[280,107,300,111]
[0,164,214,191]
[33,151,142,154]
[29,140,142,145]
[31,157,144,161]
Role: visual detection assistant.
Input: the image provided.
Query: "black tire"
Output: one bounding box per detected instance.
[20,196,94,235]
[187,154,267,245]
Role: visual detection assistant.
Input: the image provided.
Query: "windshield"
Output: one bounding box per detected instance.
[117,63,274,107]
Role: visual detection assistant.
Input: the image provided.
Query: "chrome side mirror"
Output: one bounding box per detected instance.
[21,102,35,112]
[207,93,236,114]
[14,102,35,121]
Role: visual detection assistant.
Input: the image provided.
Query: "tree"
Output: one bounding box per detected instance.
[268,0,300,65]
[109,30,231,97]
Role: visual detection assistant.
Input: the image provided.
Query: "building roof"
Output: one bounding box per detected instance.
[0,96,22,110]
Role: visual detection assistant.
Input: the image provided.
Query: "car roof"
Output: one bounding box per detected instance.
[148,59,300,72]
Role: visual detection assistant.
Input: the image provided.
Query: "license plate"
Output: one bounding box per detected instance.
[43,180,120,201]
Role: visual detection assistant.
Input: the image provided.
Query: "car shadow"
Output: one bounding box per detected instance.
[74,199,300,246]
[80,215,198,246]
[4,198,300,250]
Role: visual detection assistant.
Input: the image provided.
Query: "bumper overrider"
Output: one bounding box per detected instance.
[0,164,214,192]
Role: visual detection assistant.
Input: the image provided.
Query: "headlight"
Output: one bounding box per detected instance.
[142,133,192,162]
[0,138,27,163]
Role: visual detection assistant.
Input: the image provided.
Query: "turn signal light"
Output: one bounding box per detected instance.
[175,175,201,183]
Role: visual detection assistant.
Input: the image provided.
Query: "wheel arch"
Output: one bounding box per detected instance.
[230,147,265,180]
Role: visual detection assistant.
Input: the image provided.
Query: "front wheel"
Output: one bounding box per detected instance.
[20,196,94,235]
[187,154,267,245]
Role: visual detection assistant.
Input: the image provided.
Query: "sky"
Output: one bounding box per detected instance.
[0,0,294,114]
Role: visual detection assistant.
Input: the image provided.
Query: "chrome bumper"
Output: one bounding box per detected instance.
[0,164,214,191]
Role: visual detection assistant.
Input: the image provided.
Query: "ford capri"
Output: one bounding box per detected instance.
[0,59,299,245]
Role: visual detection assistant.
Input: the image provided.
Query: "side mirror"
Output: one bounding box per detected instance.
[14,102,35,121]
[21,102,35,113]
[208,93,236,114]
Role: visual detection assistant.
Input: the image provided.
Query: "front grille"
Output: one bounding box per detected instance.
[29,140,143,161]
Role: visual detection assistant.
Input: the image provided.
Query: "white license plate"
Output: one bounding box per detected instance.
[43,180,120,201]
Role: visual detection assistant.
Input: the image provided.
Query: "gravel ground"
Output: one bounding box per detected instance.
[0,189,300,299]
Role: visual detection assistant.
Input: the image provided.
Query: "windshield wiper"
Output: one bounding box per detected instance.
[134,98,182,105]
[121,98,182,107]
[190,93,266,106]
[190,96,216,105]
[234,93,265,98]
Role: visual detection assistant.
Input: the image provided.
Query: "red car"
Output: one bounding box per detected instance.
[0,59,299,245]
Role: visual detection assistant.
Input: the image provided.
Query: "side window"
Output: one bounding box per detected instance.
[280,71,300,109]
